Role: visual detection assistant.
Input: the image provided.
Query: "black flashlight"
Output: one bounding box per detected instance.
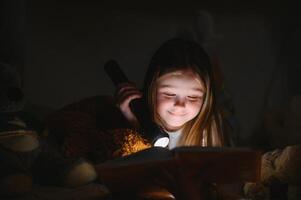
[104,60,169,147]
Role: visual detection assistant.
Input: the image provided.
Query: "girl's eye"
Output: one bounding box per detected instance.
[187,96,201,101]
[163,93,176,97]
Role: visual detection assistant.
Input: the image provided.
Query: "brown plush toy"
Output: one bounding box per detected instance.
[0,62,99,197]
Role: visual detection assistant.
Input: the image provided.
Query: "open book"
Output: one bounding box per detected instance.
[95,147,262,193]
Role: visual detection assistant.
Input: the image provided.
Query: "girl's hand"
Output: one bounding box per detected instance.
[115,82,142,128]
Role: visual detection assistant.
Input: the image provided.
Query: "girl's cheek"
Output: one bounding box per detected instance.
[158,96,173,104]
[188,101,203,111]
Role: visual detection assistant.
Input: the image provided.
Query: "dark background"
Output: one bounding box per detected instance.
[1,0,300,148]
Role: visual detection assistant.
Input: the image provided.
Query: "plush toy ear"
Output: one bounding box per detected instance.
[63,160,98,188]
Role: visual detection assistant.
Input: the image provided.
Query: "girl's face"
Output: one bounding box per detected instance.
[156,68,205,132]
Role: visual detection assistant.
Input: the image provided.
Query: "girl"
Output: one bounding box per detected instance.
[116,38,228,149]
[45,38,232,199]
[47,38,229,160]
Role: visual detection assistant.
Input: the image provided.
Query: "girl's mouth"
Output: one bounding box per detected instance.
[168,111,186,116]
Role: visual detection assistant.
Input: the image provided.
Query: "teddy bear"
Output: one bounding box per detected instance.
[0,62,99,197]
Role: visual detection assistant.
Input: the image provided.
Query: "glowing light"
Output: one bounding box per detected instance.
[153,137,169,148]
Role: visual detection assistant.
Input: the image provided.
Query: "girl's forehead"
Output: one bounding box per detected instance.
[158,68,202,81]
[156,69,205,89]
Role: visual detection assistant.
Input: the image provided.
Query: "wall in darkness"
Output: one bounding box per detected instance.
[0,0,26,80]
[1,1,299,146]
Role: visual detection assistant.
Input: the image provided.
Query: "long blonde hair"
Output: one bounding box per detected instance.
[143,38,227,147]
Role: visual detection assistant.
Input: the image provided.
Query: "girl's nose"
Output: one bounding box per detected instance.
[174,97,186,107]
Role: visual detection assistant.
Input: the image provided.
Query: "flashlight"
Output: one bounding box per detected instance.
[104,60,169,147]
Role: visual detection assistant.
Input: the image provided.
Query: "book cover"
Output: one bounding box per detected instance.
[95,147,261,192]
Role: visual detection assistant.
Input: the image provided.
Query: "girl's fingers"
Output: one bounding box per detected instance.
[117,92,142,111]
[114,83,142,127]
[117,88,142,101]
[115,82,137,95]
[115,84,142,108]
[116,90,142,105]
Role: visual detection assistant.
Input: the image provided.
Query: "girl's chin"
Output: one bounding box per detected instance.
[164,123,184,132]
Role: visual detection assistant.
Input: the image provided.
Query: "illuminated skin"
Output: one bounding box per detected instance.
[155,69,205,132]
[115,69,205,132]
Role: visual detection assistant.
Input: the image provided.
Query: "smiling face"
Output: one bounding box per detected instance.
[155,68,205,132]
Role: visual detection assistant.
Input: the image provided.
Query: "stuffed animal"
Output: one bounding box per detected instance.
[243,145,301,199]
[0,62,99,197]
